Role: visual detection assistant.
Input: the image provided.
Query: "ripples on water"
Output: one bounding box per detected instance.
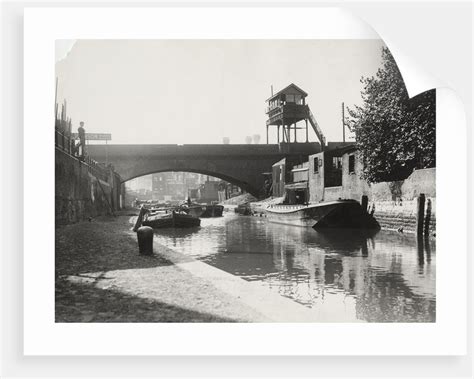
[152,213,436,322]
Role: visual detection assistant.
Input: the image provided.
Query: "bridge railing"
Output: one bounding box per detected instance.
[55,128,75,155]
[55,128,110,183]
[55,98,113,183]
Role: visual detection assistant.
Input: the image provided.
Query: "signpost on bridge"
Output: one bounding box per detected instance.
[71,133,111,141]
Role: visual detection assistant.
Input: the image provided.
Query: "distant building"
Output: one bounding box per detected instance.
[127,175,152,192]
[151,172,206,201]
[152,173,168,200]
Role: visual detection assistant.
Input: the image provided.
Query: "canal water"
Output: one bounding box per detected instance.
[153,212,436,322]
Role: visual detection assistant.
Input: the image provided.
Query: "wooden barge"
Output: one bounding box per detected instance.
[265,200,379,229]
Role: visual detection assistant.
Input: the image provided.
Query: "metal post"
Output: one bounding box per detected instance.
[416,194,426,237]
[305,119,309,143]
[266,125,269,144]
[424,198,432,236]
[361,195,368,213]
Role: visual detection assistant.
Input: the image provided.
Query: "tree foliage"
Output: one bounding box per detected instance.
[346,47,436,183]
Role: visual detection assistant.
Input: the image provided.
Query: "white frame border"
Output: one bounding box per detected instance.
[24,7,467,356]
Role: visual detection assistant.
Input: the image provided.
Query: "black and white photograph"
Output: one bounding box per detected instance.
[2,2,471,376]
[54,39,436,323]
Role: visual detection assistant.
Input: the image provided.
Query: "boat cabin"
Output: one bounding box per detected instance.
[272,156,308,198]
[284,162,309,205]
[309,145,357,202]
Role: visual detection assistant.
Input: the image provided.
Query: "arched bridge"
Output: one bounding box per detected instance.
[87,143,321,197]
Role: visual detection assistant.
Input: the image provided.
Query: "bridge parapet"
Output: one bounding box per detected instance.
[87,143,322,198]
[89,143,320,158]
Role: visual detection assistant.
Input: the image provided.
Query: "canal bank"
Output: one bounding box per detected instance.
[55,212,316,322]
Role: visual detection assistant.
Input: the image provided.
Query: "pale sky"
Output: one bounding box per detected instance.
[55,39,385,144]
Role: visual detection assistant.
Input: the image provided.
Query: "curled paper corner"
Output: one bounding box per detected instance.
[346,8,445,99]
[373,36,444,99]
[55,39,76,63]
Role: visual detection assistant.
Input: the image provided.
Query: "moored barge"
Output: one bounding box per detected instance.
[200,204,224,217]
[265,200,379,229]
[142,210,201,228]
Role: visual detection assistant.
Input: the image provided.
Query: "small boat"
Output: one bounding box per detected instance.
[234,202,252,216]
[180,203,205,218]
[142,209,201,228]
[200,204,224,217]
[265,200,379,229]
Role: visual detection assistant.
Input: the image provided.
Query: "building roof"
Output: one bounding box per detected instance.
[272,158,286,167]
[328,144,358,156]
[266,83,308,102]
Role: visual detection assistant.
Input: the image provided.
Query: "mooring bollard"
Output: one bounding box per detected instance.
[137,226,153,255]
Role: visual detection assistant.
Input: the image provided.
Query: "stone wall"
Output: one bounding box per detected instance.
[369,170,436,234]
[324,186,343,201]
[339,152,436,234]
[56,148,122,224]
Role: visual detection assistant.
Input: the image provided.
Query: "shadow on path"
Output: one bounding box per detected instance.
[56,279,239,323]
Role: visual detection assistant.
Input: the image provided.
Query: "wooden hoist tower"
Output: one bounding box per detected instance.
[265,83,326,150]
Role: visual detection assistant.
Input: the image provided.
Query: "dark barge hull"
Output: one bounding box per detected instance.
[186,205,205,218]
[265,200,379,229]
[142,212,201,228]
[200,204,224,217]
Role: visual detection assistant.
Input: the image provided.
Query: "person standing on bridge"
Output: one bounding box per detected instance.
[75,121,86,160]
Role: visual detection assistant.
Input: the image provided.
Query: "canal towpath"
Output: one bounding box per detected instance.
[55,211,316,322]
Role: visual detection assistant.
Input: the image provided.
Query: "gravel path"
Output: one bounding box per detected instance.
[55,213,268,322]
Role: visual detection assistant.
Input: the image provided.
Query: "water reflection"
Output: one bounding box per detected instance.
[153,213,436,322]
